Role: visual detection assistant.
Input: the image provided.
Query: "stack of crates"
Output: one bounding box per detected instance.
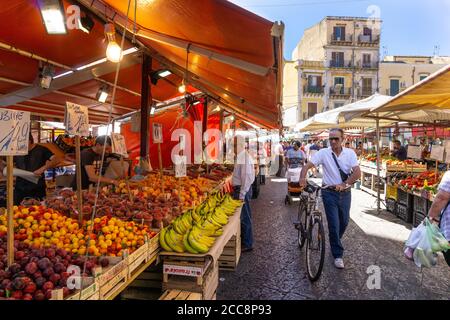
[385,184,398,215]
[412,194,428,227]
[397,188,413,223]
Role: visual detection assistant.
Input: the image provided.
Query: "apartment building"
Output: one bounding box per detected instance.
[380,55,450,96]
[285,16,381,122]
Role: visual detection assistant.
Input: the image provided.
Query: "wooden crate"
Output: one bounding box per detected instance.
[219,234,241,271]
[147,233,160,261]
[162,258,218,300]
[128,263,163,290]
[159,289,202,300]
[98,259,129,299]
[127,242,149,277]
[64,277,99,300]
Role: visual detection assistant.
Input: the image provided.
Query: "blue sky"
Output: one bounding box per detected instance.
[230,0,450,60]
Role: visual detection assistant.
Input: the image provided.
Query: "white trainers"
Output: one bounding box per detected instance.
[334,258,345,269]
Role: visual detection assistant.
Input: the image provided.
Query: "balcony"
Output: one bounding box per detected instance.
[299,60,325,69]
[356,61,379,70]
[303,85,324,96]
[359,88,375,97]
[358,35,380,46]
[330,34,353,46]
[329,60,353,68]
[329,87,351,97]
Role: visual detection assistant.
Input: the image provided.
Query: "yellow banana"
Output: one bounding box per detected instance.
[159,227,173,252]
[183,232,199,254]
[167,228,185,253]
[188,231,209,253]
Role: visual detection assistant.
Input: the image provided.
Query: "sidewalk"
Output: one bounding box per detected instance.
[217,177,450,300]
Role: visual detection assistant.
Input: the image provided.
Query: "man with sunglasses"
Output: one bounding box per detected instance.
[299,128,361,269]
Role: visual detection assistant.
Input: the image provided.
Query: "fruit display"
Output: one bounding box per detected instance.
[159,193,242,254]
[187,164,234,181]
[55,134,95,153]
[395,171,441,193]
[0,206,156,257]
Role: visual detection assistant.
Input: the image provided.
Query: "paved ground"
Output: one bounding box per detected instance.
[217,176,450,300]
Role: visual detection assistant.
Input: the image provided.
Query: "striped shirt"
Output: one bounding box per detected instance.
[437,171,450,240]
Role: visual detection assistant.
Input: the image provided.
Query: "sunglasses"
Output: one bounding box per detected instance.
[329,137,340,141]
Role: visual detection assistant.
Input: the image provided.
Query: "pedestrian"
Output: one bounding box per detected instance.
[12,133,60,205]
[258,142,268,185]
[426,171,450,266]
[308,141,320,178]
[285,141,306,169]
[232,141,256,252]
[356,142,363,157]
[391,140,407,161]
[274,141,284,177]
[299,128,361,269]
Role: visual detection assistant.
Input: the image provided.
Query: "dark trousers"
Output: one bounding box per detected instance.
[233,186,253,249]
[276,155,283,177]
[321,189,351,259]
[259,165,266,184]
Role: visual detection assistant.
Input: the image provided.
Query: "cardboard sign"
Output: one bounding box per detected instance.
[430,145,444,162]
[444,140,450,163]
[152,123,163,144]
[0,110,30,155]
[111,133,128,157]
[407,145,422,159]
[65,102,89,136]
[174,155,187,178]
[163,264,203,277]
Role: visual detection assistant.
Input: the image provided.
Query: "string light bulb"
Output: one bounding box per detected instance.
[178,81,186,93]
[104,23,122,63]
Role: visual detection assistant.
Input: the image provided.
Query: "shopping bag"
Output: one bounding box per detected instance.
[427,221,450,253]
[413,218,438,268]
[405,222,426,249]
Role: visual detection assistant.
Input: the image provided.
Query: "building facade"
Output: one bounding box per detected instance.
[285,16,381,122]
[379,56,450,96]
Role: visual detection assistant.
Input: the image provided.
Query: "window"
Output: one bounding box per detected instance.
[307,103,318,118]
[362,54,371,67]
[307,75,322,93]
[390,79,400,96]
[362,78,372,95]
[331,52,344,67]
[333,26,345,41]
[334,102,345,109]
[363,27,372,36]
[334,77,345,94]
[419,75,428,81]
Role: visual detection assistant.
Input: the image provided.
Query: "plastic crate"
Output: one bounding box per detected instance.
[397,188,409,206]
[413,195,428,214]
[386,184,398,200]
[386,198,397,215]
[397,203,413,223]
[413,211,426,228]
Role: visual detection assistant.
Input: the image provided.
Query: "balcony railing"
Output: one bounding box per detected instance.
[356,61,379,69]
[360,88,375,97]
[358,34,380,44]
[299,60,325,68]
[329,60,352,68]
[329,87,351,96]
[331,34,353,44]
[304,85,324,94]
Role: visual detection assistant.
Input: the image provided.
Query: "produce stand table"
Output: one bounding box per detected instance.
[158,205,242,300]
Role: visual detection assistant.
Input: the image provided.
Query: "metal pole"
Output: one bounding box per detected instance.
[376,117,381,213]
[140,54,152,158]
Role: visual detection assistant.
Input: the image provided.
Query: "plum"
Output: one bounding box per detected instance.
[8,263,21,275]
[49,273,61,284]
[35,277,46,289]
[43,267,55,278]
[23,293,33,300]
[46,248,56,259]
[0,289,5,297]
[13,277,26,290]
[42,281,54,291]
[53,262,65,274]
[25,262,38,275]
[11,290,23,300]
[38,258,51,271]
[23,282,37,294]
[34,290,45,301]
[14,250,26,260]
[99,258,109,268]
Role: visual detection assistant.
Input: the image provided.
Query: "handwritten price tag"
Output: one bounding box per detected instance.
[111,133,128,157]
[0,110,30,155]
[407,145,422,160]
[65,102,89,136]
[430,145,444,162]
[174,155,187,178]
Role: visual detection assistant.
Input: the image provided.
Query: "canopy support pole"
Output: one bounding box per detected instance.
[376,116,381,214]
[140,54,152,158]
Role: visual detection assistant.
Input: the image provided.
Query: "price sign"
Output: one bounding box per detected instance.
[407,145,422,159]
[430,145,444,162]
[65,102,89,136]
[174,155,187,178]
[444,140,450,163]
[0,110,30,155]
[111,133,128,157]
[153,123,163,144]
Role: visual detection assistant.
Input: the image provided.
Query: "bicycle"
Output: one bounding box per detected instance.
[294,181,327,282]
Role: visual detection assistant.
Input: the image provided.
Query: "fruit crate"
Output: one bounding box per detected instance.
[127,241,149,277]
[413,194,428,214]
[397,188,409,206]
[63,277,99,300]
[147,232,160,261]
[386,184,398,201]
[386,198,397,215]
[97,258,129,299]
[161,257,218,300]
[397,203,413,223]
[159,289,202,300]
[413,211,426,228]
[218,232,241,271]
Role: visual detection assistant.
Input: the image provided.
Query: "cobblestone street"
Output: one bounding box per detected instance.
[217,177,450,300]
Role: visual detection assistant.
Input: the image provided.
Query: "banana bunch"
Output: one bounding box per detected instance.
[159,192,243,254]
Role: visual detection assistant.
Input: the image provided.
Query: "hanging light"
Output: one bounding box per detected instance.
[178,81,186,93]
[230,115,235,121]
[104,23,122,63]
[150,105,156,115]
[38,0,67,35]
[96,85,109,103]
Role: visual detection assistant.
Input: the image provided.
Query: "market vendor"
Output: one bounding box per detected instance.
[13,133,60,205]
[71,135,119,190]
[391,140,407,161]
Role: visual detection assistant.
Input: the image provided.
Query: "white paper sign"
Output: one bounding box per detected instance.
[407,145,422,159]
[152,123,163,144]
[174,155,187,178]
[65,102,89,136]
[111,133,128,157]
[0,110,30,155]
[430,145,444,162]
[163,264,203,277]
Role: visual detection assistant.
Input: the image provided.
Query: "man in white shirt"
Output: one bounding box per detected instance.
[232,143,256,252]
[299,128,361,269]
[274,141,284,177]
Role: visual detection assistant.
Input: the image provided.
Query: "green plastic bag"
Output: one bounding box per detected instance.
[427,220,450,253]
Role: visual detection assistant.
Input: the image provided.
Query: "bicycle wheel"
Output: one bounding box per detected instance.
[306,215,325,282]
[295,196,308,249]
